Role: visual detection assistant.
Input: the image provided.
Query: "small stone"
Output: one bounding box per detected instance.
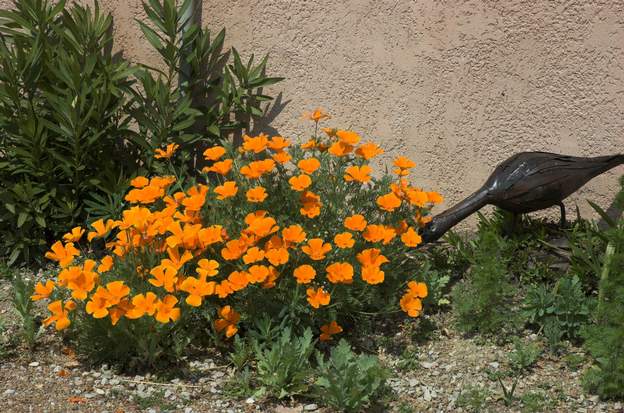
[408,378,419,387]
[245,397,255,404]
[4,389,15,396]
[422,386,432,401]
[180,391,191,400]
[184,408,193,413]
[489,362,500,369]
[304,404,318,411]
[109,378,120,385]
[83,393,97,399]
[421,362,435,369]
[164,389,173,399]
[28,362,39,367]
[95,388,105,395]
[589,396,600,403]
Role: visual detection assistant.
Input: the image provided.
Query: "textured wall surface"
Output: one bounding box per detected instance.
[3,0,624,226]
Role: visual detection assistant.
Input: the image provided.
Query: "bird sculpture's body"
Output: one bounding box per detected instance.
[422,152,624,243]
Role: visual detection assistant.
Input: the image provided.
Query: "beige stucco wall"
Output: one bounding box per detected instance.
[3,0,624,226]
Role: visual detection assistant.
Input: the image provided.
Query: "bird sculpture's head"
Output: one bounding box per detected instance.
[420,218,444,243]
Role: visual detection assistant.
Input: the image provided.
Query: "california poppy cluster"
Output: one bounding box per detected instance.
[35,109,440,343]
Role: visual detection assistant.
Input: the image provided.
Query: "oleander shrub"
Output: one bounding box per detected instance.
[0,0,280,266]
[32,111,439,369]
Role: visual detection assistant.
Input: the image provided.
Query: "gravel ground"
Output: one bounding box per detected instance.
[1,275,622,413]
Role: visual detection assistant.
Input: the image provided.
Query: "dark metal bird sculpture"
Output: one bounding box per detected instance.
[422,152,624,243]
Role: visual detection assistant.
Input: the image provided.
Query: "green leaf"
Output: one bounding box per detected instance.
[35,215,46,228]
[17,212,28,228]
[5,203,15,214]
[588,200,616,228]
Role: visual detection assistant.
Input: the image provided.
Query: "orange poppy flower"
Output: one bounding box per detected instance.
[43,300,71,330]
[66,259,98,300]
[326,262,354,284]
[196,259,220,279]
[221,239,248,260]
[246,186,268,203]
[334,232,355,248]
[344,214,367,231]
[203,146,226,161]
[125,292,159,319]
[289,174,312,191]
[179,276,216,307]
[245,214,279,238]
[265,248,289,266]
[336,130,361,145]
[320,321,343,341]
[247,265,270,283]
[406,281,428,299]
[203,159,233,175]
[306,287,330,309]
[301,238,332,260]
[214,181,238,200]
[300,191,322,218]
[393,156,416,170]
[401,227,422,247]
[414,211,433,227]
[268,136,291,151]
[240,159,276,179]
[45,241,80,268]
[243,246,265,264]
[262,265,279,289]
[272,151,292,164]
[293,265,316,284]
[198,225,225,248]
[125,184,165,204]
[32,280,55,301]
[63,227,85,243]
[362,224,388,243]
[155,295,181,323]
[356,248,389,267]
[87,218,116,242]
[355,142,384,160]
[181,184,208,212]
[427,191,444,204]
[328,141,353,157]
[282,225,306,244]
[85,287,113,318]
[400,295,423,317]
[148,265,178,292]
[160,247,193,270]
[406,188,428,207]
[297,158,321,174]
[97,255,113,273]
[242,134,269,153]
[344,165,372,183]
[215,280,234,298]
[303,108,330,122]
[154,143,179,159]
[215,305,240,338]
[361,265,385,284]
[130,176,149,188]
[377,192,402,212]
[301,138,317,150]
[228,271,250,291]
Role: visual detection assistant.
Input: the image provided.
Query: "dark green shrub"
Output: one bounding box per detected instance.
[451,217,521,336]
[582,177,624,400]
[0,0,281,265]
[522,275,593,345]
[312,339,389,412]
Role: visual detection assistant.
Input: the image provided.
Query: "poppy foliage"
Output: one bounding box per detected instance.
[35,110,440,356]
